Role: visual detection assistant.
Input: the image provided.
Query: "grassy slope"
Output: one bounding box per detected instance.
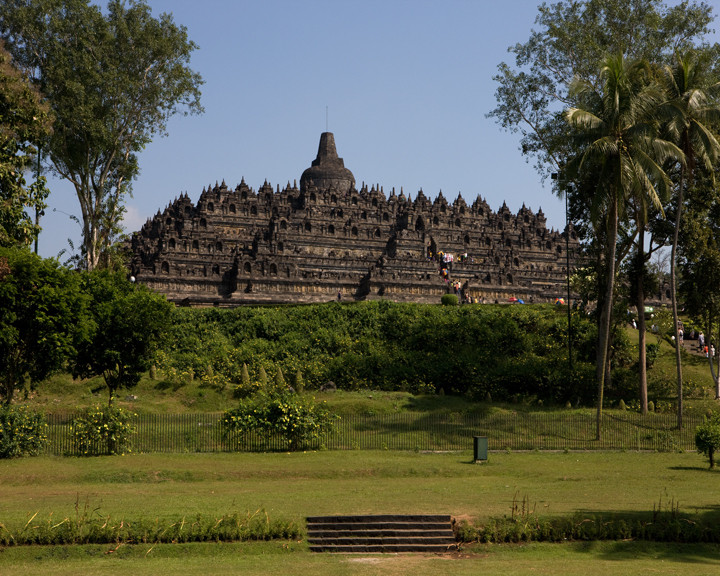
[30,331,719,417]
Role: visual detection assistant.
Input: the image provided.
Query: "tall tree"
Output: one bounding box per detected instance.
[0,40,51,247]
[489,0,714,178]
[662,50,720,429]
[0,0,203,269]
[489,0,718,413]
[73,269,173,405]
[679,180,720,400]
[565,54,682,439]
[0,247,90,404]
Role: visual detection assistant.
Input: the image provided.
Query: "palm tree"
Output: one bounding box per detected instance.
[662,51,720,430]
[565,54,683,440]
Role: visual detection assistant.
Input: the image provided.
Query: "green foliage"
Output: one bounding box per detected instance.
[258,366,269,390]
[233,363,255,399]
[73,270,173,403]
[0,502,299,546]
[488,0,714,179]
[0,41,52,248]
[695,414,720,468]
[222,390,338,451]
[0,0,204,269]
[0,247,90,404]
[441,293,458,306]
[0,404,48,458]
[163,302,602,405]
[71,405,136,456]
[294,369,305,394]
[645,343,659,368]
[457,506,720,544]
[274,367,286,390]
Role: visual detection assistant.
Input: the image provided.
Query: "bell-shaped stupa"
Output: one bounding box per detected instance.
[300,132,355,194]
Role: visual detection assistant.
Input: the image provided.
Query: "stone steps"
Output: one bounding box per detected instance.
[306,514,457,553]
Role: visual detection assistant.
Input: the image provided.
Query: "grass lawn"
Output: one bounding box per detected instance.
[2,540,720,576]
[1,450,720,574]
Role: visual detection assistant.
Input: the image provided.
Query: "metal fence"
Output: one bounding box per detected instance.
[45,412,702,455]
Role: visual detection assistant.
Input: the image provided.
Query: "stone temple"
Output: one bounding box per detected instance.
[129,133,578,305]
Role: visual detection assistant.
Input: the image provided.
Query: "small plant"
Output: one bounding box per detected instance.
[274,367,287,390]
[72,404,136,456]
[258,366,269,390]
[695,414,720,468]
[0,405,48,458]
[645,343,659,368]
[294,369,305,394]
[441,294,459,306]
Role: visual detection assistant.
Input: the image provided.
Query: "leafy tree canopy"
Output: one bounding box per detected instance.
[73,269,173,404]
[0,247,90,404]
[0,0,204,269]
[0,40,52,247]
[488,0,718,176]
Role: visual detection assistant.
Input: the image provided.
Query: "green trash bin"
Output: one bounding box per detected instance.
[473,436,488,462]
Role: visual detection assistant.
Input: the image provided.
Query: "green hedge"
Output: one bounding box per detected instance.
[157,302,616,405]
[158,301,632,404]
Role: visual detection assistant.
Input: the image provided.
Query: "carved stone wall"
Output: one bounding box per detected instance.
[129,133,578,306]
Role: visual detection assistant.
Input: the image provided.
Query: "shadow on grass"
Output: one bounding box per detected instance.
[668,465,718,472]
[584,540,720,564]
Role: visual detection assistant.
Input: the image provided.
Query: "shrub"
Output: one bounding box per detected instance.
[222,390,338,451]
[72,405,136,456]
[294,369,305,394]
[0,405,48,458]
[695,414,720,468]
[258,366,269,390]
[0,505,300,546]
[645,343,659,368]
[456,507,720,544]
[274,367,286,390]
[233,363,255,398]
[441,294,459,306]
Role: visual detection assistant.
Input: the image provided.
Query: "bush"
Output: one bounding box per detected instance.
[0,405,48,458]
[695,414,720,468]
[72,405,136,456]
[164,302,601,404]
[456,508,720,543]
[222,390,338,451]
[441,294,459,306]
[0,505,300,546]
[645,343,659,368]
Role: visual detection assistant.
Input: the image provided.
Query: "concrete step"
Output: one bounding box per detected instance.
[306,514,458,553]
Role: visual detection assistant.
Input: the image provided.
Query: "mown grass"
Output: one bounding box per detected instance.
[1,451,720,574]
[2,451,719,529]
[3,541,720,576]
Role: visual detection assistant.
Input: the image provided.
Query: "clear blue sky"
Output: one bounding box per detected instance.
[36,0,719,259]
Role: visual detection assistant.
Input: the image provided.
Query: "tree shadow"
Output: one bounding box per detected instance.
[668,465,717,472]
[569,540,720,564]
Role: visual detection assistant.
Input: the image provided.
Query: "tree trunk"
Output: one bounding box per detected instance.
[715,311,720,400]
[596,197,618,441]
[636,223,648,414]
[671,168,684,429]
